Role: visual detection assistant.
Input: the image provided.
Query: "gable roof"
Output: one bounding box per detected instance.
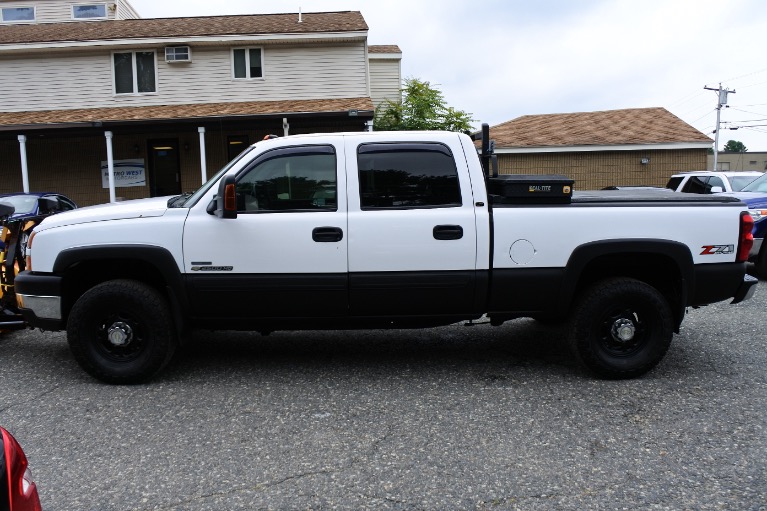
[0,11,367,46]
[490,107,712,151]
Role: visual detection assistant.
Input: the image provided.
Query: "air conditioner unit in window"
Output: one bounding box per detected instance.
[165,46,191,63]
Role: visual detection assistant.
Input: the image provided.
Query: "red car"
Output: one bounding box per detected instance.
[1,427,41,511]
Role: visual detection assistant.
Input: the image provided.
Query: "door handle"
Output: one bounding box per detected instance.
[312,226,344,242]
[433,225,463,240]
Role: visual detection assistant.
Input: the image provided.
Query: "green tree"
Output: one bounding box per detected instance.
[374,78,474,132]
[723,140,747,152]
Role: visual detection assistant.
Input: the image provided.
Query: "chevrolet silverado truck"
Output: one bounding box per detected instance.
[14,126,757,384]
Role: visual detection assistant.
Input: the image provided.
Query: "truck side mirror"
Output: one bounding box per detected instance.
[710,186,723,193]
[214,175,238,219]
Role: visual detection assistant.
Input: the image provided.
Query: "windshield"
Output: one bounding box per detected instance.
[0,195,38,215]
[740,173,767,193]
[172,146,257,208]
[731,175,762,191]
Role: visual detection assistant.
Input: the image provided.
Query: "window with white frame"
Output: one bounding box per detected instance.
[232,48,263,79]
[1,6,35,22]
[113,51,157,94]
[73,4,107,19]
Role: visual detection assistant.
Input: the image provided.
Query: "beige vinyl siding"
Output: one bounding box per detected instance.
[369,57,401,110]
[0,51,114,110]
[115,0,139,19]
[0,43,368,112]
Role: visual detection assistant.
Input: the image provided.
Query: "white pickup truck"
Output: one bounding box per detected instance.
[15,127,757,384]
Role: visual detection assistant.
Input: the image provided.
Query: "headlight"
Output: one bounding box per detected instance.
[748,209,767,221]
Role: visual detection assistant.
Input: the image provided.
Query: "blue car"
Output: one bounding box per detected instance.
[0,192,77,221]
[722,174,767,277]
[0,192,77,252]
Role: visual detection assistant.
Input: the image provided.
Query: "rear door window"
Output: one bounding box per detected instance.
[356,143,461,209]
[681,176,709,193]
[665,177,684,191]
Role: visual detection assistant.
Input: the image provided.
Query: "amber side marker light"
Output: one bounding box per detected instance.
[24,231,35,271]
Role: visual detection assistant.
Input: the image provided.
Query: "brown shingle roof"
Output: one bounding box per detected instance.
[368,45,401,53]
[491,107,711,148]
[0,97,374,128]
[0,11,367,45]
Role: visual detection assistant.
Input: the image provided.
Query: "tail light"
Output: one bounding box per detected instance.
[1,427,41,511]
[737,211,754,263]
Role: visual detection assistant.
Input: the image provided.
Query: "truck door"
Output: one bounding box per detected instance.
[345,139,479,316]
[182,141,348,320]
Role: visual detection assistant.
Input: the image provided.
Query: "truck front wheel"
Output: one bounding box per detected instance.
[569,277,673,379]
[67,279,176,384]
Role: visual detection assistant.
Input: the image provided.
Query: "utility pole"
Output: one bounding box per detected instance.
[704,83,735,171]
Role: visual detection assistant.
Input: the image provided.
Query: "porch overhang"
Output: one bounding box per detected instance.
[0,97,375,138]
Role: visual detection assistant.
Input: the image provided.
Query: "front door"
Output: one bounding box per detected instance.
[148,139,181,197]
[182,138,348,322]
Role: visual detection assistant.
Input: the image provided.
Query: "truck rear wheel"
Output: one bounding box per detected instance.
[67,279,176,384]
[754,245,767,279]
[569,277,673,379]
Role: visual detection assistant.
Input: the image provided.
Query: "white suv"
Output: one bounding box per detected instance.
[666,171,763,194]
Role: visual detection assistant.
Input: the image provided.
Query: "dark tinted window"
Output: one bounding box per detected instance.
[357,143,461,209]
[681,176,709,193]
[236,146,336,212]
[665,176,683,190]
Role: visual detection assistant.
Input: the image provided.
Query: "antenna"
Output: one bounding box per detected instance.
[298,7,302,23]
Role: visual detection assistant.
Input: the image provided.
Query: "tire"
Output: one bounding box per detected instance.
[754,245,767,280]
[569,277,673,379]
[67,279,177,384]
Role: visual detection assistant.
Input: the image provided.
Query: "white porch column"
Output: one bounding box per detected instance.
[198,127,207,183]
[104,131,116,203]
[283,117,289,137]
[17,135,30,193]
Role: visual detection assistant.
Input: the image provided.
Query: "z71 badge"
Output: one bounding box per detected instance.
[700,245,734,255]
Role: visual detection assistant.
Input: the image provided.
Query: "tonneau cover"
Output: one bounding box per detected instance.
[572,189,744,204]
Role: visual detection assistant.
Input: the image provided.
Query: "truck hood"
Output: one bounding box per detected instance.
[35,196,171,230]
[721,191,767,208]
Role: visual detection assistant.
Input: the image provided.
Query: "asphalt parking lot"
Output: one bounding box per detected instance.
[1,282,765,510]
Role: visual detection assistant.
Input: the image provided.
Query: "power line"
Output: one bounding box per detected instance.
[721,67,767,83]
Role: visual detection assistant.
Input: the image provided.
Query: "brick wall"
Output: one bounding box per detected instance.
[496,149,708,190]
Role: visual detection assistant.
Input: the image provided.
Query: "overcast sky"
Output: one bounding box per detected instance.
[130,0,767,152]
